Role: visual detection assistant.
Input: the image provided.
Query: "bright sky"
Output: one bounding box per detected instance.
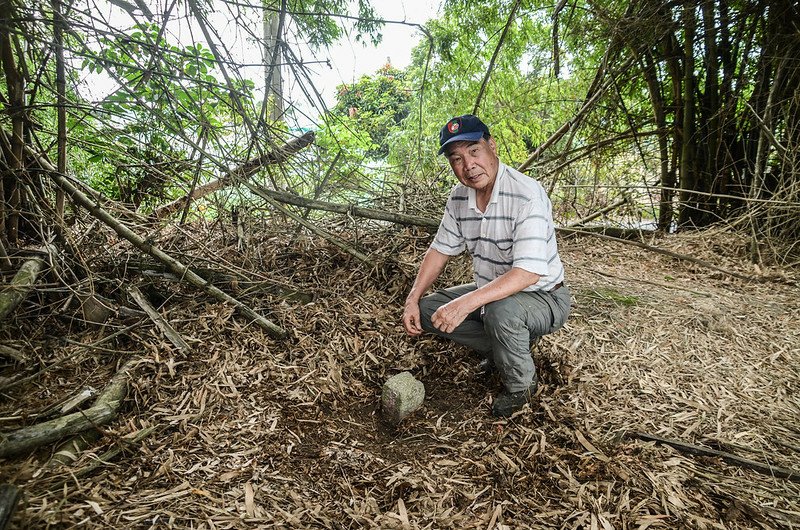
[320,1,440,85]
[82,0,440,128]
[287,0,441,124]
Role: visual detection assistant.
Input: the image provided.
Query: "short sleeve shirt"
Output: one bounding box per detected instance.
[430,163,565,291]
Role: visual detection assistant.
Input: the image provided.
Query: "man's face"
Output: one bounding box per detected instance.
[445,137,499,194]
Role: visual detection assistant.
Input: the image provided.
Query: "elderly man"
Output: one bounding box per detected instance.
[402,114,571,417]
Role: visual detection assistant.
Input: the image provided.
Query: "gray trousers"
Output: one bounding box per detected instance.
[419,283,571,392]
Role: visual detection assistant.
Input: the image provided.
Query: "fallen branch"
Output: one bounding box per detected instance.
[0,345,25,364]
[45,358,138,468]
[631,431,800,482]
[152,131,315,219]
[562,225,650,241]
[0,257,44,322]
[558,227,753,282]
[262,190,754,283]
[248,187,440,229]
[127,286,191,354]
[0,484,19,530]
[246,182,375,267]
[47,170,287,338]
[0,402,119,458]
[115,261,313,303]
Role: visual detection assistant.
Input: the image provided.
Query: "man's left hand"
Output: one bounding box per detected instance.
[431,299,472,334]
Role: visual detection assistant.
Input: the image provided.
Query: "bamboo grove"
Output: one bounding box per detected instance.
[0,0,798,279]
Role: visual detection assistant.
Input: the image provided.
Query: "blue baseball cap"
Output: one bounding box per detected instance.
[438,114,490,155]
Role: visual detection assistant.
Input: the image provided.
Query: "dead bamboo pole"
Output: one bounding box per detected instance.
[47,172,287,338]
[127,286,191,354]
[0,257,44,322]
[0,402,118,458]
[45,358,139,468]
[632,431,800,482]
[558,226,753,282]
[245,182,375,266]
[248,187,440,228]
[152,131,315,220]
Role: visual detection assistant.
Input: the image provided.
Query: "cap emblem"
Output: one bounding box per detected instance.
[447,119,461,134]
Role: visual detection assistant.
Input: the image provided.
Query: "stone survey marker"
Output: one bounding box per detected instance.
[381,372,425,424]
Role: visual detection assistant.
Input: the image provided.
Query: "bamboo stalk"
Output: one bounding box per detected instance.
[0,257,44,322]
[46,171,287,338]
[0,402,119,458]
[248,187,439,228]
[153,131,315,220]
[632,431,800,483]
[558,227,752,282]
[45,358,138,468]
[127,286,191,354]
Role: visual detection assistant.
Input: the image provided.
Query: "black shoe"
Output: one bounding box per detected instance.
[491,381,538,417]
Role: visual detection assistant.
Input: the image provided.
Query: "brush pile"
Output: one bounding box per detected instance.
[0,218,798,529]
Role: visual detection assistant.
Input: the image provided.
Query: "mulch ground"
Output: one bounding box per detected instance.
[1,220,798,529]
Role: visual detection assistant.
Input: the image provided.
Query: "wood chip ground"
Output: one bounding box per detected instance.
[1,222,798,529]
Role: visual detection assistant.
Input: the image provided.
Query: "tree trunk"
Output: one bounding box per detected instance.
[700,0,720,223]
[53,0,68,221]
[641,51,673,231]
[678,0,698,227]
[0,21,24,242]
[263,0,286,123]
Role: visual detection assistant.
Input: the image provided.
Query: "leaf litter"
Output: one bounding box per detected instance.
[0,220,798,529]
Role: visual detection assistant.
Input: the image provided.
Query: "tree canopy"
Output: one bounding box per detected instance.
[1,0,797,254]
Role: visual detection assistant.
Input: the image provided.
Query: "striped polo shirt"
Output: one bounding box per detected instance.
[430,163,565,292]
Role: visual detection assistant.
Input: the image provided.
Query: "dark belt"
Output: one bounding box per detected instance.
[549,282,563,292]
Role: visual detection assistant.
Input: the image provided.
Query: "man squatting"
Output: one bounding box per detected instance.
[402,115,571,417]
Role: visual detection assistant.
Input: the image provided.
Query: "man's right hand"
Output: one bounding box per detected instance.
[402,301,423,336]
